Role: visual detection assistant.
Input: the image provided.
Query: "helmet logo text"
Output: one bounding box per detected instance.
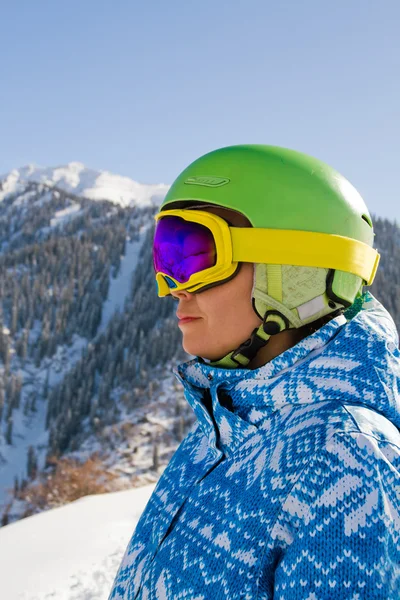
[184,176,230,188]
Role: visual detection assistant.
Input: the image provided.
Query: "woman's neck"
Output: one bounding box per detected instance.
[248,314,336,369]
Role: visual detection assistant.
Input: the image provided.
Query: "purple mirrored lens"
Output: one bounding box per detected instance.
[153,216,216,283]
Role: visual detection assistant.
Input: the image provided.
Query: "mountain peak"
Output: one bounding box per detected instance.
[0,163,169,208]
[66,161,85,170]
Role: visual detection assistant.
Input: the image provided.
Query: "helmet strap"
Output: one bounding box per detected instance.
[205,310,290,369]
[198,265,342,370]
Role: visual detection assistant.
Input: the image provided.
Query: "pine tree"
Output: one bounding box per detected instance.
[27,446,38,480]
[30,393,37,413]
[43,369,50,399]
[13,375,22,410]
[0,386,4,422]
[6,417,13,445]
[2,336,10,373]
[23,396,30,416]
[152,438,159,472]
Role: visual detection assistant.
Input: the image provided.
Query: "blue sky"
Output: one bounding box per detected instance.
[1,0,399,221]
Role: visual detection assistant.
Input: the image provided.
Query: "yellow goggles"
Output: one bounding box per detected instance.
[153,208,380,297]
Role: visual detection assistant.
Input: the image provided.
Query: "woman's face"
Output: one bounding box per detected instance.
[170,206,262,361]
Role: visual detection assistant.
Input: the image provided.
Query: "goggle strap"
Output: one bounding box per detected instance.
[231,228,380,286]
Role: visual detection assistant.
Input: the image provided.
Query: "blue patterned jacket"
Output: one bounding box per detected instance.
[109,292,400,599]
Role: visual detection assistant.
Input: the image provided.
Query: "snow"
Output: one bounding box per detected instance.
[0,483,155,599]
[50,202,82,228]
[0,168,20,198]
[98,227,148,333]
[0,163,169,208]
[65,359,193,490]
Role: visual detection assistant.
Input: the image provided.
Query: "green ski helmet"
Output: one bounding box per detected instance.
[159,144,380,369]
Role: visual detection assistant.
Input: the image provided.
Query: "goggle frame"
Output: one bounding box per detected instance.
[153,208,380,297]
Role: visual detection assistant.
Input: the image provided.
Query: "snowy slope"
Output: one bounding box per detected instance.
[0,162,169,208]
[0,483,155,600]
[0,333,88,511]
[98,226,148,333]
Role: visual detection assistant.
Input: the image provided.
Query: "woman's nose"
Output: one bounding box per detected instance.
[170,288,193,300]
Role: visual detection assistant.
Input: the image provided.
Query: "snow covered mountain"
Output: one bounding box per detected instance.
[0,165,192,527]
[0,162,170,208]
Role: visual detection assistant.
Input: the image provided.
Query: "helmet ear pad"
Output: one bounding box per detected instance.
[251,263,356,331]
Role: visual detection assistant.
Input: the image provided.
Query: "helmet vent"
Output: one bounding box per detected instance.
[362,214,372,227]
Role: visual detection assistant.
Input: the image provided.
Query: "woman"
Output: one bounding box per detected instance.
[109,145,400,599]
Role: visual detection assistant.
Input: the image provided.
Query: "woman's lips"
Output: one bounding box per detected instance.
[177,316,201,324]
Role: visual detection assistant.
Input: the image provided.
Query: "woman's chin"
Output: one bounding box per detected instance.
[182,341,229,362]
